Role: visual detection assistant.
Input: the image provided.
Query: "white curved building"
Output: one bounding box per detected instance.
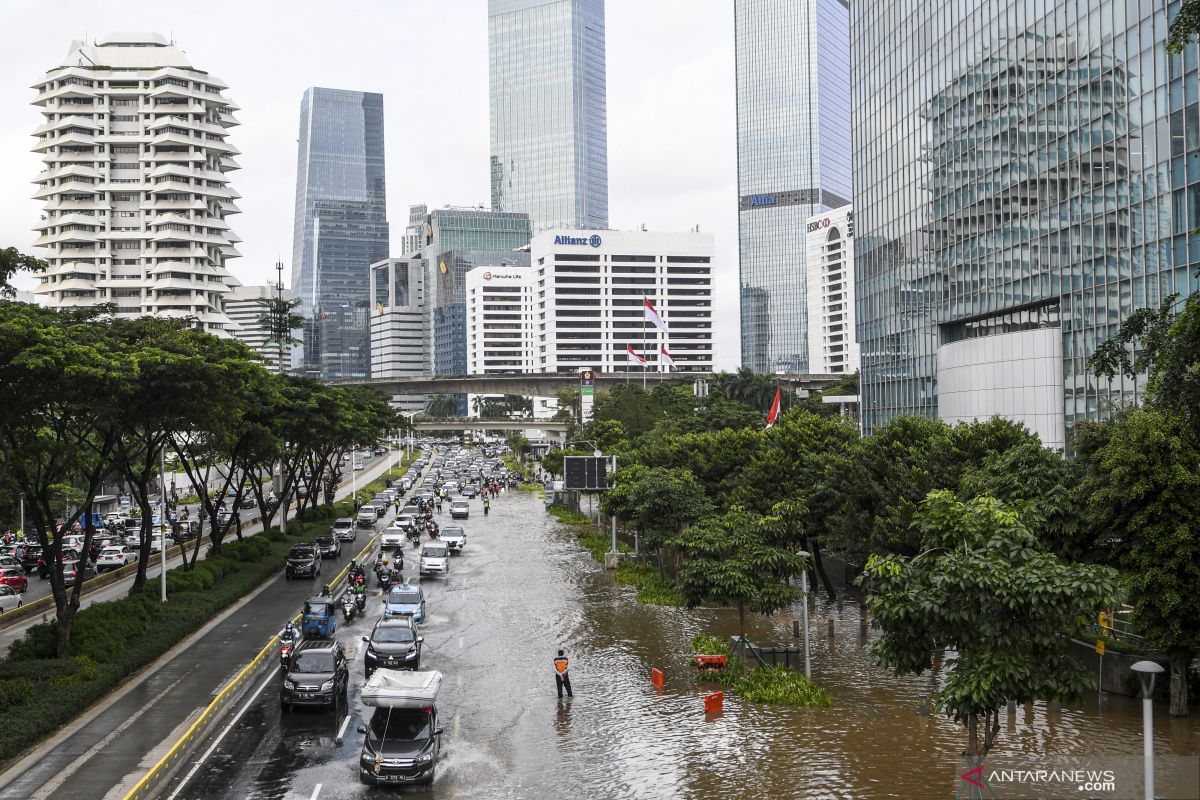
[31,33,242,334]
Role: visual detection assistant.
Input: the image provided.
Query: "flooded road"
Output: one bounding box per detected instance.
[170,489,1200,799]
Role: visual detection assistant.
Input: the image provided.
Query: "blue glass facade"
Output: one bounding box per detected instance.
[291,88,389,381]
[736,0,852,373]
[489,0,608,232]
[853,1,1199,443]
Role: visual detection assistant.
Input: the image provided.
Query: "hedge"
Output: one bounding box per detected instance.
[0,464,407,769]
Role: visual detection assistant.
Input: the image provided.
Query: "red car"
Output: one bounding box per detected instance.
[0,567,28,593]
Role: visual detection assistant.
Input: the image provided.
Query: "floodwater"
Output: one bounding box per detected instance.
[174,490,1200,800]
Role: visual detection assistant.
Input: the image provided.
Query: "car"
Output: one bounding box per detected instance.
[36,547,82,579]
[356,508,377,528]
[332,518,356,542]
[460,484,478,499]
[400,504,420,517]
[381,582,426,624]
[17,545,41,574]
[419,543,449,577]
[353,462,365,471]
[62,559,96,587]
[239,495,257,509]
[0,567,28,593]
[285,543,321,579]
[314,534,341,559]
[449,500,470,520]
[0,555,21,573]
[363,502,387,520]
[281,641,349,711]
[380,524,407,549]
[358,704,442,786]
[440,527,466,553]
[363,617,423,676]
[0,585,23,613]
[96,546,137,572]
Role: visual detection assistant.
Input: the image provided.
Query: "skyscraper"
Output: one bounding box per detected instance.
[31,33,242,334]
[291,87,388,381]
[852,2,1195,450]
[488,0,608,232]
[735,0,852,374]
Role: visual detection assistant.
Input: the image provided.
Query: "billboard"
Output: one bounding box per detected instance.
[564,456,608,491]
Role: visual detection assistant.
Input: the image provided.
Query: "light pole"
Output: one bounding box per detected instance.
[796,550,812,679]
[158,446,168,603]
[1131,660,1164,800]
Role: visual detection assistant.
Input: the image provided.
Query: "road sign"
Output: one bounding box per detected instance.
[564,456,608,491]
[1096,639,1105,655]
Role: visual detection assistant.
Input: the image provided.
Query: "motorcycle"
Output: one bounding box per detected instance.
[386,570,403,591]
[279,639,295,670]
[354,585,367,611]
[428,523,439,540]
[342,593,357,622]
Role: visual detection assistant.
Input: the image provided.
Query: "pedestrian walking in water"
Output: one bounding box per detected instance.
[553,649,573,698]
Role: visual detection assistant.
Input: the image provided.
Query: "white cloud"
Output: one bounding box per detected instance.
[0,0,742,368]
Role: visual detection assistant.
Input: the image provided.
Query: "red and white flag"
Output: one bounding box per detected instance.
[626,344,647,364]
[643,297,668,333]
[659,345,674,367]
[766,386,781,428]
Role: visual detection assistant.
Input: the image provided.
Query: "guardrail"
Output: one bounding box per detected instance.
[122,531,382,800]
[0,535,212,630]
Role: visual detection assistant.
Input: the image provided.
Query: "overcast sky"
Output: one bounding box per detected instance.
[0,0,741,368]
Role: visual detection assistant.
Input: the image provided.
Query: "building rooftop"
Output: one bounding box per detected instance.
[57,33,195,70]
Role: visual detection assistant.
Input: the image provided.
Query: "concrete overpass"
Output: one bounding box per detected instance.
[339,372,845,398]
[411,418,570,441]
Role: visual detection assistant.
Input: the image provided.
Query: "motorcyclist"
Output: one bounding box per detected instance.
[483,497,491,516]
[320,583,332,597]
[279,622,297,645]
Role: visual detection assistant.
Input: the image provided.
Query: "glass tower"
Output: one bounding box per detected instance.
[489,0,608,232]
[852,1,1198,445]
[736,0,852,374]
[291,87,389,381]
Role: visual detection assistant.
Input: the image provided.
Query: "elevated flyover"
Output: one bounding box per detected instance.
[338,372,845,397]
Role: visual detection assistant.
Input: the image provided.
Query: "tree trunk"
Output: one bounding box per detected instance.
[1170,652,1190,717]
[966,713,979,758]
[130,491,153,594]
[737,599,746,640]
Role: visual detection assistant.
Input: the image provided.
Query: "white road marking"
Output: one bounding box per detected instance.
[336,714,352,744]
[165,666,278,800]
[31,673,188,800]
[310,783,323,800]
[458,635,463,649]
[453,713,460,736]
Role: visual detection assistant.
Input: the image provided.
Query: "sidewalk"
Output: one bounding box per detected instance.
[0,454,407,800]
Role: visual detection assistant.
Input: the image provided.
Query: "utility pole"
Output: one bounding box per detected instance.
[273,259,287,534]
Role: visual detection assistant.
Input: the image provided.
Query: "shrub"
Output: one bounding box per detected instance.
[548,504,592,526]
[690,633,831,707]
[614,562,685,606]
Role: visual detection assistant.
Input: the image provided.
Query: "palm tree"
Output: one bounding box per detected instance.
[425,395,460,418]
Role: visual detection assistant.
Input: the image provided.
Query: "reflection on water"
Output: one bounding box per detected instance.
[440,493,1200,800]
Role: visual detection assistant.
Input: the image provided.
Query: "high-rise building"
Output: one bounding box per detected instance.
[31,33,242,334]
[224,282,294,373]
[852,3,1195,450]
[465,265,536,374]
[291,88,389,381]
[369,257,429,416]
[805,207,857,375]
[735,0,852,373]
[488,0,608,232]
[403,205,533,377]
[531,229,714,373]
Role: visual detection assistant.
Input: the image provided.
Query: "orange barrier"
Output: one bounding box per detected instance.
[695,654,727,671]
[650,667,664,689]
[703,691,724,714]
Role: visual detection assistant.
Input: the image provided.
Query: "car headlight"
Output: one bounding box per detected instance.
[406,647,417,656]
[360,752,375,767]
[321,679,334,691]
[284,679,295,690]
[415,752,433,765]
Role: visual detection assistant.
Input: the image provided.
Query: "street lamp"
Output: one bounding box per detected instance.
[796,550,812,679]
[1130,660,1164,800]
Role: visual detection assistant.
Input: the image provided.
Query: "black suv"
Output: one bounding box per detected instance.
[284,543,321,579]
[362,618,423,676]
[281,641,348,711]
[314,534,341,559]
[358,706,441,786]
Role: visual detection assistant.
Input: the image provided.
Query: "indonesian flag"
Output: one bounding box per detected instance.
[766,386,781,428]
[659,345,674,367]
[626,344,647,364]
[643,297,668,333]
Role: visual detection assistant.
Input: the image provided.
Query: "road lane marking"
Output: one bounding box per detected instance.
[336,714,352,745]
[310,784,323,800]
[30,672,190,800]
[165,665,278,800]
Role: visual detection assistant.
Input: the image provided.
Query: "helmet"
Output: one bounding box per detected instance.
[285,622,294,632]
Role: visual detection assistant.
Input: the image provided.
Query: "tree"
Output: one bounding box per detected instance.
[1168,0,1200,53]
[860,491,1119,759]
[0,247,46,298]
[552,387,580,424]
[677,506,808,639]
[424,395,460,418]
[634,427,763,504]
[1076,409,1200,716]
[603,464,713,576]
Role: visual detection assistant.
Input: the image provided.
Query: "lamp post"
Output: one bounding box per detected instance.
[796,550,811,679]
[158,445,168,603]
[1131,660,1164,800]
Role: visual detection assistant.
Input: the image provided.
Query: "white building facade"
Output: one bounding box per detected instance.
[223,283,293,373]
[369,257,429,416]
[31,33,243,335]
[465,266,535,374]
[531,229,714,373]
[804,206,858,374]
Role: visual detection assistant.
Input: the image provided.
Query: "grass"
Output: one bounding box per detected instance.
[614,561,685,606]
[690,633,832,707]
[548,504,592,525]
[518,482,544,494]
[0,465,404,768]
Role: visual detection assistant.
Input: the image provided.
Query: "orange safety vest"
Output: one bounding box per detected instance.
[553,657,569,674]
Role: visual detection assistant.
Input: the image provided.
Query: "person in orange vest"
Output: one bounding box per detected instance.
[553,649,573,698]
